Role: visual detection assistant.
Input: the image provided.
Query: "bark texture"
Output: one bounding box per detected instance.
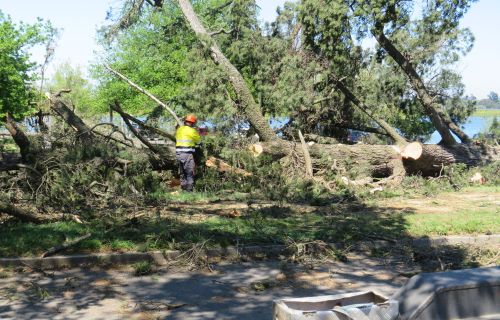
[254,140,494,178]
[0,201,42,223]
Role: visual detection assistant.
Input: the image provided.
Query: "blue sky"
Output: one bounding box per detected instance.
[0,0,498,99]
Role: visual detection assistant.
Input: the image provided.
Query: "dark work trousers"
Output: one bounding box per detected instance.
[176,152,195,192]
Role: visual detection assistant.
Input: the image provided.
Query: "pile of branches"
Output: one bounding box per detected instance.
[0,93,176,223]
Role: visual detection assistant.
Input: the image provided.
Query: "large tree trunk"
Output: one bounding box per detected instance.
[253,140,494,179]
[4,113,33,162]
[371,25,470,146]
[176,0,278,142]
[403,144,495,176]
[253,140,403,177]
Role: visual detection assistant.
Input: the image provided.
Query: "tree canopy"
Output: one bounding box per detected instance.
[90,0,477,145]
[0,11,56,121]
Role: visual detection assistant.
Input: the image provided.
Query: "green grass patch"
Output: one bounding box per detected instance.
[0,205,409,256]
[472,109,500,117]
[147,190,251,204]
[1,188,498,257]
[133,261,153,276]
[405,208,499,236]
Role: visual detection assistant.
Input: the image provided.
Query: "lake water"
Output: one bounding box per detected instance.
[427,114,498,143]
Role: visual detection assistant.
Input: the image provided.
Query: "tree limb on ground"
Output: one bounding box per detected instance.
[205,156,252,177]
[41,233,92,258]
[0,201,43,223]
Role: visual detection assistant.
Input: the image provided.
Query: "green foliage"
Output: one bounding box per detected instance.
[487,91,498,102]
[0,11,56,121]
[93,3,195,117]
[132,261,153,276]
[47,62,95,115]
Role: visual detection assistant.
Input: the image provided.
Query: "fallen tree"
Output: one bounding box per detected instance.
[99,0,496,183]
[251,139,498,180]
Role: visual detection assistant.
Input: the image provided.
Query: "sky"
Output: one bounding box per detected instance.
[0,0,498,99]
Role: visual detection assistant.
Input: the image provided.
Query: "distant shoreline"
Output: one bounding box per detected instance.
[472,109,500,117]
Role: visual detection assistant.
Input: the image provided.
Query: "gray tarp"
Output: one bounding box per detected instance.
[392,266,500,320]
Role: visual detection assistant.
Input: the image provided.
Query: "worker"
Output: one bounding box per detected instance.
[175,114,201,192]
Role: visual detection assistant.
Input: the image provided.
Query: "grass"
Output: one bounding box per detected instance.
[0,185,498,257]
[147,190,252,204]
[472,109,500,117]
[405,208,499,236]
[132,261,153,276]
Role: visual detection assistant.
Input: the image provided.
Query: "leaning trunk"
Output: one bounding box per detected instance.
[176,0,278,142]
[4,113,33,162]
[372,25,470,146]
[50,97,94,142]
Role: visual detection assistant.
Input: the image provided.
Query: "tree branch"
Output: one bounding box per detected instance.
[330,76,408,145]
[110,104,176,142]
[298,130,313,178]
[209,28,231,36]
[176,0,278,141]
[105,64,182,126]
[113,101,160,154]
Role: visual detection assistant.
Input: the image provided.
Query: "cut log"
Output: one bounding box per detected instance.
[249,144,264,157]
[403,144,488,176]
[401,142,423,160]
[252,141,494,178]
[205,156,252,177]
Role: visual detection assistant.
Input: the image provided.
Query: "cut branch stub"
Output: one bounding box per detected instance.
[400,142,423,160]
[249,143,264,157]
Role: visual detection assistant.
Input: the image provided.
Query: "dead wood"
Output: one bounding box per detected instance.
[41,233,92,258]
[298,130,313,178]
[0,201,43,223]
[205,156,252,177]
[252,140,494,179]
